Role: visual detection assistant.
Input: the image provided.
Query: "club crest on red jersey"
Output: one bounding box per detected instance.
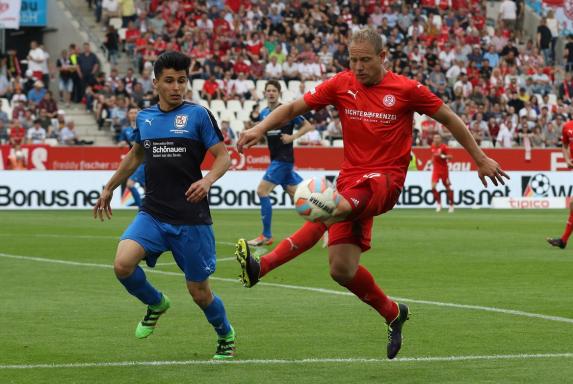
[383,94,395,107]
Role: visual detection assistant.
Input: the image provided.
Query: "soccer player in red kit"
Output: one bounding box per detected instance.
[547,120,573,249]
[235,28,508,359]
[431,133,455,213]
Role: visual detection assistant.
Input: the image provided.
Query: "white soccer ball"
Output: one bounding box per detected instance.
[294,176,339,222]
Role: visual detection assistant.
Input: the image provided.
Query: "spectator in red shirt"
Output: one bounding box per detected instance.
[200,75,223,102]
[9,120,26,146]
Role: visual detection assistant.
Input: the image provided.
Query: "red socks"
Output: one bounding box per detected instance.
[432,188,440,204]
[561,212,573,243]
[446,188,453,206]
[433,188,454,206]
[342,265,399,323]
[259,221,327,277]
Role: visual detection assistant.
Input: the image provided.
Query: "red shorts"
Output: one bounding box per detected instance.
[432,170,450,185]
[329,172,402,252]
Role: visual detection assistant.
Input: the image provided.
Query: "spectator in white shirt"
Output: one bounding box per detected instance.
[497,119,515,148]
[27,119,46,144]
[264,56,283,79]
[282,56,300,81]
[498,0,517,31]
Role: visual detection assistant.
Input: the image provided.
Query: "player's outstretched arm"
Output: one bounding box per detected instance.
[237,97,312,152]
[93,144,145,221]
[186,142,230,203]
[281,120,314,144]
[431,104,509,187]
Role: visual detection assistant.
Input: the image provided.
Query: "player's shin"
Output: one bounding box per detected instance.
[203,294,232,337]
[118,265,162,305]
[561,212,573,243]
[341,265,398,322]
[260,221,327,276]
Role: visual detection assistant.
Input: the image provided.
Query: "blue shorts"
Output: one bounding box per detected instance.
[120,211,216,282]
[263,160,303,189]
[130,164,146,186]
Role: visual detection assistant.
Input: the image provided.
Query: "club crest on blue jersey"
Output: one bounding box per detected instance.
[174,115,188,130]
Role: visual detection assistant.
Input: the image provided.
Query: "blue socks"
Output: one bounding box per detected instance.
[203,294,232,337]
[118,265,162,306]
[260,195,272,238]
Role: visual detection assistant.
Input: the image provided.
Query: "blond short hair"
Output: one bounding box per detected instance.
[349,27,384,54]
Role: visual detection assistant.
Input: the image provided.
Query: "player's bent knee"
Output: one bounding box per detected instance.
[114,240,145,278]
[186,281,213,308]
[329,266,354,285]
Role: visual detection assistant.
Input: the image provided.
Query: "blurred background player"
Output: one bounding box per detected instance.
[247,80,315,246]
[430,134,454,213]
[235,28,508,360]
[93,52,236,359]
[118,106,146,207]
[547,119,573,249]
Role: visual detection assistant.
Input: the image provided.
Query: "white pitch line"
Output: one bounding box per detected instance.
[2,252,573,325]
[1,353,573,370]
[0,233,237,247]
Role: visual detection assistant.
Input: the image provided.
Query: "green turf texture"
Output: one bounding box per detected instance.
[1,209,572,383]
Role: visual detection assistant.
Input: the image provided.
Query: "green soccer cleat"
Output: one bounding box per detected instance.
[235,238,261,288]
[135,294,171,339]
[213,327,236,360]
[387,303,410,359]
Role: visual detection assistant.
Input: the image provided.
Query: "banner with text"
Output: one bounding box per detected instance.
[1,145,572,172]
[0,171,570,210]
[0,0,21,29]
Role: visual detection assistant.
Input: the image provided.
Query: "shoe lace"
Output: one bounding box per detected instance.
[216,338,235,355]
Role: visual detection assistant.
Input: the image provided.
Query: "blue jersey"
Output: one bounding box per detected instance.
[118,125,136,146]
[258,106,304,163]
[134,102,223,225]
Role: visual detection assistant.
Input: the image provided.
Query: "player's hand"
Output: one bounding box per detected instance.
[477,157,510,187]
[237,126,264,153]
[93,188,113,221]
[185,178,212,203]
[567,159,573,168]
[281,133,295,144]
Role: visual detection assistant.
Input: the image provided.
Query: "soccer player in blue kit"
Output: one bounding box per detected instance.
[93,52,236,359]
[248,80,315,246]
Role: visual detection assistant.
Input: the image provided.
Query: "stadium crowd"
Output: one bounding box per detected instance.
[2,0,573,152]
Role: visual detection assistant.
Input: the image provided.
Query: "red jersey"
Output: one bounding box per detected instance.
[562,121,573,158]
[431,143,449,173]
[303,70,443,186]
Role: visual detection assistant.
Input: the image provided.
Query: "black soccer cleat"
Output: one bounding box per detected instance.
[546,237,567,249]
[235,238,261,287]
[387,303,410,359]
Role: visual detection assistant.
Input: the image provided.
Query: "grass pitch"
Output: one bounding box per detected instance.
[1,209,572,383]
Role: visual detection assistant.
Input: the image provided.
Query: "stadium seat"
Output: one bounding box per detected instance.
[219,109,236,122]
[448,140,461,147]
[332,139,344,147]
[304,81,320,92]
[0,98,12,117]
[210,99,226,115]
[227,99,242,113]
[481,140,493,148]
[281,90,294,102]
[236,109,250,122]
[45,138,59,146]
[288,80,301,94]
[197,99,209,109]
[256,80,267,96]
[230,120,244,134]
[109,17,122,30]
[243,100,257,113]
[118,28,127,41]
[192,79,205,91]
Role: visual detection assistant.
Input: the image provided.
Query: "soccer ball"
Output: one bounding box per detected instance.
[529,173,551,196]
[294,176,339,222]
